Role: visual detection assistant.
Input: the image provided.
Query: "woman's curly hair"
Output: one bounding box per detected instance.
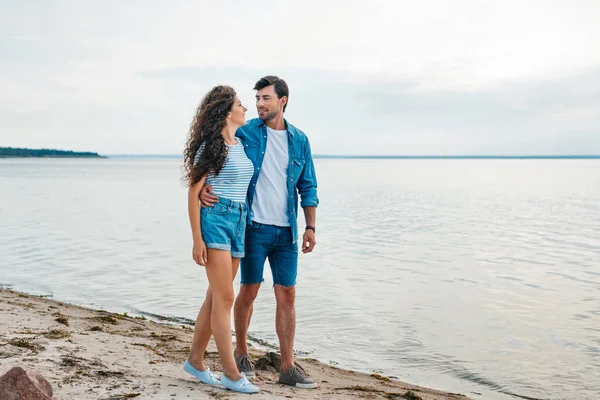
[183,85,237,186]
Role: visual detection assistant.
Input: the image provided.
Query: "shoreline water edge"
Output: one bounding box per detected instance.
[0,288,470,400]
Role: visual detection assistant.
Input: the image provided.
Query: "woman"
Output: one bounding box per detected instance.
[182,85,258,394]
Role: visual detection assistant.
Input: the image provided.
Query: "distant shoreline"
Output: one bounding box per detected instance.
[0,147,105,158]
[317,155,600,159]
[3,147,598,160]
[105,154,600,160]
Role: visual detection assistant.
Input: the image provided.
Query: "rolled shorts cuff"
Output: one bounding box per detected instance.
[205,243,231,252]
[231,250,245,259]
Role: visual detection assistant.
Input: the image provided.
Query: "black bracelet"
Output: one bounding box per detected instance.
[305,226,316,232]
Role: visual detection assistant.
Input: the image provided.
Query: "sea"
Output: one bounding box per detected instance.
[1,157,599,400]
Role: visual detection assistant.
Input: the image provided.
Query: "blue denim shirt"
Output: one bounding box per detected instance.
[236,118,319,243]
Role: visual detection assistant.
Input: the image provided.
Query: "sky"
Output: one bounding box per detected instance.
[1,0,599,155]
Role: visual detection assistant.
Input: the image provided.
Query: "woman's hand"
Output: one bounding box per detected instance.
[192,240,208,266]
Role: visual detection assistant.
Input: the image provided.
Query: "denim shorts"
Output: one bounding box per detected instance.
[200,197,247,258]
[240,222,298,287]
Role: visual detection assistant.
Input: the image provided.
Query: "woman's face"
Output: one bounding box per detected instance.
[229,96,247,127]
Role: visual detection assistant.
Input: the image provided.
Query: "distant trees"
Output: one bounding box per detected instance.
[0,147,103,158]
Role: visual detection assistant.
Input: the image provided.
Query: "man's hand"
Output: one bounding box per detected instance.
[199,183,218,207]
[302,229,316,254]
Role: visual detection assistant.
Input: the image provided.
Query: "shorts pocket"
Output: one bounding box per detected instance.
[208,203,229,216]
[247,222,263,232]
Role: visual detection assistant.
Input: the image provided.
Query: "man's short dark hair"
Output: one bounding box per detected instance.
[254,76,289,112]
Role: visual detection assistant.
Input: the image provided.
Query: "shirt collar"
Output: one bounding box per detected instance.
[258,118,294,137]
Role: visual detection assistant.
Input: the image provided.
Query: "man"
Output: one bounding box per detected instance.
[200,76,319,389]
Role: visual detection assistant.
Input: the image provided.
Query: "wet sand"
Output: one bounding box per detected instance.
[0,288,469,399]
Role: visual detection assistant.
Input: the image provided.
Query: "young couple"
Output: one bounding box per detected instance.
[182,76,319,394]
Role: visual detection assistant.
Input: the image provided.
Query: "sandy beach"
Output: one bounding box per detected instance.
[0,288,469,399]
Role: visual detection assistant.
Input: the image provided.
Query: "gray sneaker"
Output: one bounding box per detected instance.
[234,351,255,378]
[279,364,318,389]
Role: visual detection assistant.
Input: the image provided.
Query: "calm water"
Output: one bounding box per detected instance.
[1,158,599,400]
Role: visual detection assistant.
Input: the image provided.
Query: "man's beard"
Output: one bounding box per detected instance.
[259,110,279,121]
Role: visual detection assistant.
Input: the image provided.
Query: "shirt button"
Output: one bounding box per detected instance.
[262,151,264,154]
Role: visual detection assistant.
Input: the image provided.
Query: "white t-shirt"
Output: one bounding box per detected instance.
[251,127,290,226]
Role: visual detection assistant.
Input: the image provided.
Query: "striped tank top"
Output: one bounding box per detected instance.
[194,138,254,203]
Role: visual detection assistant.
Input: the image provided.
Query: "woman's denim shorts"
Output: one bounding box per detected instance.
[200,197,247,258]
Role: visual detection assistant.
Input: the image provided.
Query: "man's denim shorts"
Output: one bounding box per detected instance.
[200,197,247,258]
[240,222,298,287]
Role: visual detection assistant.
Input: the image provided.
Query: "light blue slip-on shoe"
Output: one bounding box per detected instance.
[183,360,221,385]
[221,372,260,394]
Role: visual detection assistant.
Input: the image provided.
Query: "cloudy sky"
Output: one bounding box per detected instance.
[1,0,599,155]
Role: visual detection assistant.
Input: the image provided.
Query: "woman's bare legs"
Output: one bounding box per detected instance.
[204,249,241,380]
[188,257,240,371]
[187,287,213,370]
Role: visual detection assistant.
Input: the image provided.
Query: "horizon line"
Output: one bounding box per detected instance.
[105,154,600,159]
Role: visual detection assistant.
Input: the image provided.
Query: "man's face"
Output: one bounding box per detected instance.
[255,85,286,121]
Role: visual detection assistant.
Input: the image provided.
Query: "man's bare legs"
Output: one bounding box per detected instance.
[234,283,260,356]
[234,283,296,370]
[274,285,296,371]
